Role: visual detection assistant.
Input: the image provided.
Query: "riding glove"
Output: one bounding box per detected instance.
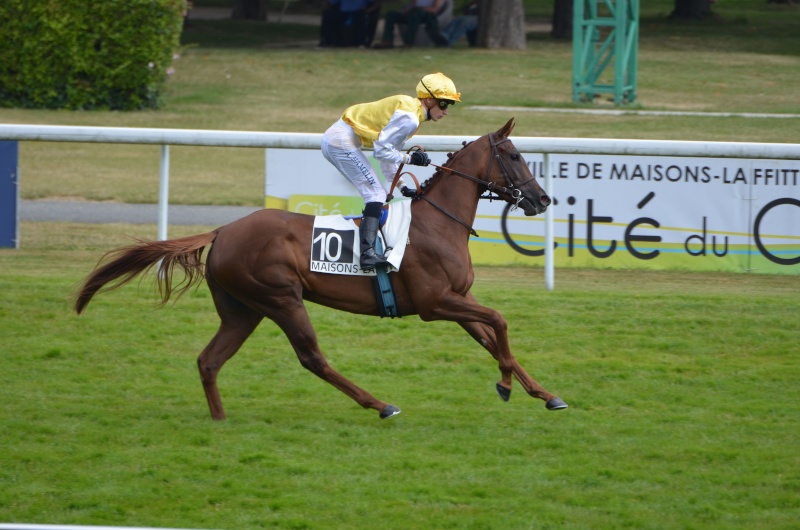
[400,187,418,198]
[407,151,430,167]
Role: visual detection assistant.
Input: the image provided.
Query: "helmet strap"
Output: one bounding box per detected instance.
[421,98,435,120]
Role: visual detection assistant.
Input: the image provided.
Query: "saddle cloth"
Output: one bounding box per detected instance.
[310,200,412,276]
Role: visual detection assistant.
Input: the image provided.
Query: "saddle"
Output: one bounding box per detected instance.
[311,202,411,318]
[344,207,389,228]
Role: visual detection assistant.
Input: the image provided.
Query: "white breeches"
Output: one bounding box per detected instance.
[321,119,388,204]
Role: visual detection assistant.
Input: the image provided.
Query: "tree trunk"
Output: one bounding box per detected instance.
[232,0,268,21]
[551,0,572,40]
[477,0,527,50]
[671,0,712,18]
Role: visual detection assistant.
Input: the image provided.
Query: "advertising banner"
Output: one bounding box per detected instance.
[265,149,799,275]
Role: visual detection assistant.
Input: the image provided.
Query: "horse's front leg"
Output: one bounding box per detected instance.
[459,320,567,410]
[416,291,519,400]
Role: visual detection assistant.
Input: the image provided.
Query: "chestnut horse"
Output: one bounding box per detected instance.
[74,119,567,420]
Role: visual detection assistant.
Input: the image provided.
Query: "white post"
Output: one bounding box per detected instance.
[158,144,170,240]
[264,148,269,202]
[544,153,554,291]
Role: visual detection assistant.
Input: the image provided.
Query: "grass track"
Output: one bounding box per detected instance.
[1,2,799,527]
[1,223,798,529]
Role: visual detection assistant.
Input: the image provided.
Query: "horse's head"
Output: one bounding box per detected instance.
[482,118,551,216]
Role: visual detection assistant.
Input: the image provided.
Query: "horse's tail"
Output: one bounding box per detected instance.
[73,231,218,315]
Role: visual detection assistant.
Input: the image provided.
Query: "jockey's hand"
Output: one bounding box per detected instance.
[401,186,418,198]
[408,151,430,167]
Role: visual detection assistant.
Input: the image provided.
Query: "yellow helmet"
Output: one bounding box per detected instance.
[416,72,461,103]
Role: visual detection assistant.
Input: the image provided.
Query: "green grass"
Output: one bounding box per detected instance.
[1,223,799,529]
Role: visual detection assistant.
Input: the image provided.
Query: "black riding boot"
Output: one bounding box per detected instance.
[359,206,390,272]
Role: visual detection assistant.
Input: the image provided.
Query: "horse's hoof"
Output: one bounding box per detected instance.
[546,397,568,410]
[380,404,401,419]
[496,383,511,402]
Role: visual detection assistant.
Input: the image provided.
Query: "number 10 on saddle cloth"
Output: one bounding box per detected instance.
[310,200,412,276]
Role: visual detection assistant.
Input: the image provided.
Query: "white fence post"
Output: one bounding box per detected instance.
[158,145,170,241]
[544,153,554,291]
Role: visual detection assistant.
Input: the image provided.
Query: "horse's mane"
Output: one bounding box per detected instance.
[419,137,478,193]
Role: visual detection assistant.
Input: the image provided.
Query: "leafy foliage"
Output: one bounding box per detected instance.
[0,0,186,110]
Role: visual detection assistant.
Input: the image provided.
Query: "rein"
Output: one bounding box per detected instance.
[388,134,531,237]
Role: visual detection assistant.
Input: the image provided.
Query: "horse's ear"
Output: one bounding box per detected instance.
[497,118,515,138]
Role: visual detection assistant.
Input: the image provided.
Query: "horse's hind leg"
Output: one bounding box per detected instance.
[458,321,568,410]
[270,301,400,419]
[198,278,263,420]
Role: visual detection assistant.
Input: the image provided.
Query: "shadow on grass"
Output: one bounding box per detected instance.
[526,8,800,58]
[186,5,799,58]
[639,11,800,57]
[181,19,320,49]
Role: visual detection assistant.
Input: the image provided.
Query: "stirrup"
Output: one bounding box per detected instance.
[360,252,390,271]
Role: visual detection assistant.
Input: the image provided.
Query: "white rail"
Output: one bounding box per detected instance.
[2,124,798,290]
[3,124,800,158]
[0,525,211,530]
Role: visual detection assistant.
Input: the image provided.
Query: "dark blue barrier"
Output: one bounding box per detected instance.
[0,141,19,248]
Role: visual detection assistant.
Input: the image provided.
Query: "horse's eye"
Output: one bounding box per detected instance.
[510,154,520,161]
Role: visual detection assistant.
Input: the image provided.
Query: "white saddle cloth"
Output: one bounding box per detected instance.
[311,200,412,276]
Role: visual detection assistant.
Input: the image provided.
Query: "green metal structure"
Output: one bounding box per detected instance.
[572,0,639,105]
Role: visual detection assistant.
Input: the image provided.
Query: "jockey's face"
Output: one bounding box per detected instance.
[425,98,449,122]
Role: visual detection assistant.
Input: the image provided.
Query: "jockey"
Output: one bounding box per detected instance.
[321,72,461,271]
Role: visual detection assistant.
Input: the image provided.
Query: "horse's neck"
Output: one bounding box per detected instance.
[418,151,483,236]
[428,174,480,218]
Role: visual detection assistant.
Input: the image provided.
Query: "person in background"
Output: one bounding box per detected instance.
[373,0,449,48]
[362,0,382,47]
[320,73,461,270]
[319,0,378,47]
[440,0,478,47]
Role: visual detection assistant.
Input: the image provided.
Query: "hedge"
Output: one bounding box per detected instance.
[0,0,186,110]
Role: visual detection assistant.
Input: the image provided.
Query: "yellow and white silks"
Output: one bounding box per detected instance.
[321,95,427,204]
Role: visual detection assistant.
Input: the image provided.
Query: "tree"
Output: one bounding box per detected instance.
[477,0,527,49]
[0,0,184,110]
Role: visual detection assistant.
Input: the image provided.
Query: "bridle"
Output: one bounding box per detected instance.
[390,133,537,237]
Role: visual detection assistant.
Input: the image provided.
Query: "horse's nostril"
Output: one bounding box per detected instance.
[541,196,552,206]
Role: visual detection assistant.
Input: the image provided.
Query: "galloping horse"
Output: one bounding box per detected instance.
[74,118,567,420]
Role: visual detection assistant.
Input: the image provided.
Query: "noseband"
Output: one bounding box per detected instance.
[393,133,536,237]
